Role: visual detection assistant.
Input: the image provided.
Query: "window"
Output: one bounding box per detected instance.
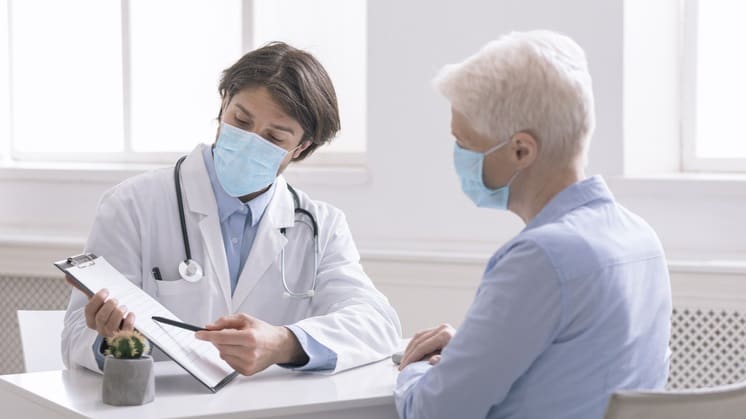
[253,0,366,162]
[0,0,366,165]
[0,0,9,161]
[682,0,746,172]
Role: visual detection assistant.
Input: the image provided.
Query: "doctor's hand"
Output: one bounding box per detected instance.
[66,276,136,338]
[398,323,456,370]
[195,313,309,376]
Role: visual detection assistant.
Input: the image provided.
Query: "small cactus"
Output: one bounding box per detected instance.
[105,330,150,359]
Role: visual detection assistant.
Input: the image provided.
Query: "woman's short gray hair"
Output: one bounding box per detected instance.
[434,30,595,167]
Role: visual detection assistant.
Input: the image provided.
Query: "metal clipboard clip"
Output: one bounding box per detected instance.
[66,253,98,269]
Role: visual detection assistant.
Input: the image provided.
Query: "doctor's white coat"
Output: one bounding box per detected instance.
[62,144,401,374]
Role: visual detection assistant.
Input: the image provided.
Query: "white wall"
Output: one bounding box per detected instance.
[305,0,624,250]
[2,0,746,337]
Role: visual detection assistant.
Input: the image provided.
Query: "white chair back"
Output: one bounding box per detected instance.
[604,382,746,419]
[16,310,67,372]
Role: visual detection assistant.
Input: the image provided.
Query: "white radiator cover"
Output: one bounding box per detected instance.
[0,275,70,374]
[668,306,746,389]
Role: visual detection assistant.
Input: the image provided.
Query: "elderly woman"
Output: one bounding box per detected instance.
[395,31,671,419]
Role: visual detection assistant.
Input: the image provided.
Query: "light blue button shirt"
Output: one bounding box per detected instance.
[201,144,274,294]
[395,176,672,419]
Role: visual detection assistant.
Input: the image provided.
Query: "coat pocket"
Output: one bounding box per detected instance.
[154,278,206,320]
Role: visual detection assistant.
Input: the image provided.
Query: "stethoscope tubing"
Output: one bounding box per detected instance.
[173,155,319,297]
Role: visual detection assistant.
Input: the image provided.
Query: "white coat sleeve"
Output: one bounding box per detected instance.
[291,212,402,373]
[61,185,144,372]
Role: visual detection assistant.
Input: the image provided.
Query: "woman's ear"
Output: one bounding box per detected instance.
[511,132,538,169]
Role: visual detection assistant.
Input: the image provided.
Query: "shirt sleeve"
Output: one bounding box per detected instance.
[394,240,563,419]
[92,335,106,371]
[279,324,338,371]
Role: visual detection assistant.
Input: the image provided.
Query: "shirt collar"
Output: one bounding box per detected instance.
[524,175,614,231]
[201,144,276,226]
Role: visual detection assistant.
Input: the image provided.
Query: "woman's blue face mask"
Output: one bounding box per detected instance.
[214,122,289,197]
[453,140,519,210]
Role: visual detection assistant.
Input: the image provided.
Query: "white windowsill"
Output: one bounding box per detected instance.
[0,160,168,184]
[608,172,746,198]
[0,159,370,186]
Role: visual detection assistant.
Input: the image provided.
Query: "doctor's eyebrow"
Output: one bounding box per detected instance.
[234,104,296,135]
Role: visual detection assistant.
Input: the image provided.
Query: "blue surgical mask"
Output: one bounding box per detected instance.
[453,141,519,209]
[214,122,289,197]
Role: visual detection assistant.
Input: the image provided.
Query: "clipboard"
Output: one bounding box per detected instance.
[56,253,238,393]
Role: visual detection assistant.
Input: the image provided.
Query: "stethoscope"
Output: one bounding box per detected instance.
[173,156,319,299]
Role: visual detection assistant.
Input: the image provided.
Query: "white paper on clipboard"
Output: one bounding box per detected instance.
[56,254,237,392]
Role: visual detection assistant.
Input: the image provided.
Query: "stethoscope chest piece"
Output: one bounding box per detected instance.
[179,259,203,282]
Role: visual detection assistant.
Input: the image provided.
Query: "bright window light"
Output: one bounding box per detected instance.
[0,0,10,159]
[128,0,242,152]
[253,0,367,154]
[1,0,367,162]
[695,1,746,159]
[9,0,124,153]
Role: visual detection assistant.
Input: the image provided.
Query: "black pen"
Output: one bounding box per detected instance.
[152,316,207,332]
[152,267,164,281]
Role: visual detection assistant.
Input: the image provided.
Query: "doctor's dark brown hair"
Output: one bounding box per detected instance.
[217,42,341,161]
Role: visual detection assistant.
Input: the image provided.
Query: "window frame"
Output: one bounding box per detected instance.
[681,0,746,172]
[2,0,366,168]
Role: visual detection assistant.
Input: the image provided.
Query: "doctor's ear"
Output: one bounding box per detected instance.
[510,132,538,169]
[292,140,313,160]
[217,95,230,122]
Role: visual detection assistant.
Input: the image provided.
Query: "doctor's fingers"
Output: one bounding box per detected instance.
[197,329,257,346]
[121,311,136,332]
[94,299,121,336]
[103,305,128,336]
[219,353,261,376]
[207,313,254,330]
[84,289,110,329]
[215,343,255,359]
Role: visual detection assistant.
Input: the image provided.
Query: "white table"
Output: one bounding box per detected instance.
[0,359,399,418]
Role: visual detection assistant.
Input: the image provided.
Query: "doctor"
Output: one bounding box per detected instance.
[62,42,401,376]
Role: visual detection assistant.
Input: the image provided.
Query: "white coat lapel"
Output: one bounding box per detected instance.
[181,145,232,311]
[231,176,295,309]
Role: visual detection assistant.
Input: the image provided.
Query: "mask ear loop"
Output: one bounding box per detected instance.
[505,169,521,187]
[483,139,510,156]
[483,138,521,190]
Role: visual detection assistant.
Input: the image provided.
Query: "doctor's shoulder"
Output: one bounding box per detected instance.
[101,167,174,205]
[94,167,175,216]
[286,185,349,233]
[286,185,336,217]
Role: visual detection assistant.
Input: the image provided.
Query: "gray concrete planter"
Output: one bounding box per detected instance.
[102,355,155,406]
